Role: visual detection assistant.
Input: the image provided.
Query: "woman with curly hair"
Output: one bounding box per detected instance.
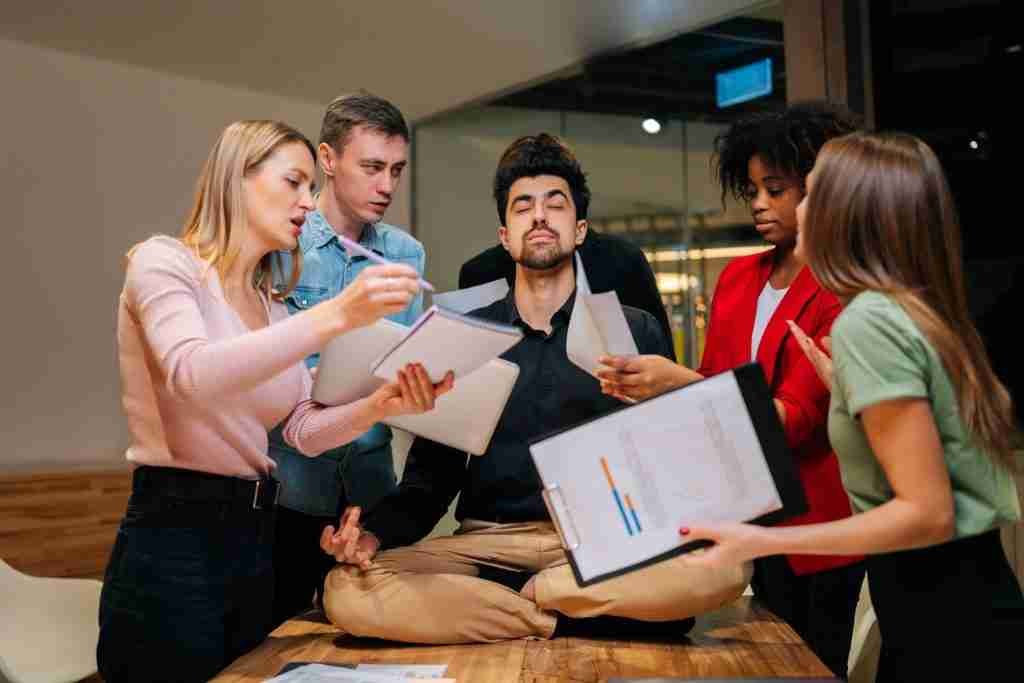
[598,102,866,677]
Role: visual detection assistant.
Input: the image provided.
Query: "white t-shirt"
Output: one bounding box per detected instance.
[751,281,789,360]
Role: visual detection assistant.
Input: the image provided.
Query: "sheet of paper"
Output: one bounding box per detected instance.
[265,662,409,682]
[574,252,591,295]
[385,358,519,455]
[567,290,638,377]
[356,664,449,678]
[530,371,783,584]
[372,306,523,383]
[267,662,451,682]
[431,278,509,314]
[586,291,639,357]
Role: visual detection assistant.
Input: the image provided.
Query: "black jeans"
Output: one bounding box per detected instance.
[867,529,1022,683]
[752,556,865,679]
[97,466,278,683]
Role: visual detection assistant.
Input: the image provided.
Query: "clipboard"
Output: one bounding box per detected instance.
[530,363,806,587]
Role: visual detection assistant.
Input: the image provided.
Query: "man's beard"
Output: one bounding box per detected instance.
[518,235,571,271]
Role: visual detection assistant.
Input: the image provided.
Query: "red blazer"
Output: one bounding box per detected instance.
[699,250,860,575]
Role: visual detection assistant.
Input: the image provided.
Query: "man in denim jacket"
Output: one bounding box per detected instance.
[269,92,425,625]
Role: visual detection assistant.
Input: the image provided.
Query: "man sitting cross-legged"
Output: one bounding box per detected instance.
[319,134,751,644]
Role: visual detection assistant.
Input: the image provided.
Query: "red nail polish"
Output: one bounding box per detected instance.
[680,527,690,535]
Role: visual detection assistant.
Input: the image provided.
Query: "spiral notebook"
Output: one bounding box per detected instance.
[312,319,519,455]
[371,305,523,383]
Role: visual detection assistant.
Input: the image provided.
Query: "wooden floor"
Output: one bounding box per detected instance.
[212,598,832,682]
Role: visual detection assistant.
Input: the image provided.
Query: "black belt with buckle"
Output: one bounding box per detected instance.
[132,465,282,512]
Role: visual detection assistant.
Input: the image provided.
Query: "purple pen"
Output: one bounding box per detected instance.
[336,233,436,292]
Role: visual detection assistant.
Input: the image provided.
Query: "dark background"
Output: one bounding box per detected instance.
[498,0,1023,420]
[870,0,1021,422]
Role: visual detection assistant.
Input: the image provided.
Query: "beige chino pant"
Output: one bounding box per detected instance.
[323,520,751,644]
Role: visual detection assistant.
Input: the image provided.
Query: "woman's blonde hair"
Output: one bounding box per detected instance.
[136,120,314,299]
[803,131,1017,469]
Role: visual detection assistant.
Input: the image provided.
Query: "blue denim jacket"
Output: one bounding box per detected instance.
[269,210,425,516]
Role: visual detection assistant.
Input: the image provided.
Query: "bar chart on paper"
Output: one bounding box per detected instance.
[530,367,801,585]
[600,456,643,536]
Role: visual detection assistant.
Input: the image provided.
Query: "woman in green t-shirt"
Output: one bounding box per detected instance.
[678,131,1022,682]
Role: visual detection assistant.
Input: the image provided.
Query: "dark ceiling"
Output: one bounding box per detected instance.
[492,16,786,124]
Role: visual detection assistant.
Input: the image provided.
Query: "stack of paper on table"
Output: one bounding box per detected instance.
[267,662,452,682]
[311,318,519,456]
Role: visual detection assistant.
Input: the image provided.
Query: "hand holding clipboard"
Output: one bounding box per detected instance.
[529,363,807,587]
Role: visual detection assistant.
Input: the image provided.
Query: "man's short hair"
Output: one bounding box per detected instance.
[713,100,862,204]
[319,91,410,152]
[493,134,591,224]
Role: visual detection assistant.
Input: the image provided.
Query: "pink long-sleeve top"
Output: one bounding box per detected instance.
[118,236,371,478]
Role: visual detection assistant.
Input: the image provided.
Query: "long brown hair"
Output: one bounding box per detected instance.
[803,131,1017,469]
[130,120,313,299]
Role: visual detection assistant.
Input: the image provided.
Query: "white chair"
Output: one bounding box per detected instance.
[0,559,101,683]
[743,575,881,682]
[848,576,881,683]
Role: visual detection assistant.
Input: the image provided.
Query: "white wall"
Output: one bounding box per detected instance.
[0,38,411,471]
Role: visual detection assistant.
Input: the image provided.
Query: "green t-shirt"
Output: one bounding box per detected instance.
[828,291,1020,537]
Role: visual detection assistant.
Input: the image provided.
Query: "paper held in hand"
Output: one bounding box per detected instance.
[371,305,523,383]
[311,318,519,456]
[529,364,807,586]
[430,277,509,314]
[564,250,639,378]
[566,289,639,377]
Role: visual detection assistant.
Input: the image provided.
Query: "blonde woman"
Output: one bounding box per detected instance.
[98,120,452,683]
[677,132,1021,681]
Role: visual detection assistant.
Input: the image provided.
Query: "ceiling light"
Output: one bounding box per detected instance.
[642,118,662,134]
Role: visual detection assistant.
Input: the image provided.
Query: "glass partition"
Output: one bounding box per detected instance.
[412,4,784,365]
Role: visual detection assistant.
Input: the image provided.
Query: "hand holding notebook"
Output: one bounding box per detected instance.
[311,316,521,455]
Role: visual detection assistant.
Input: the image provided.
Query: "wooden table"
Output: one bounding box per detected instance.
[212,597,832,682]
